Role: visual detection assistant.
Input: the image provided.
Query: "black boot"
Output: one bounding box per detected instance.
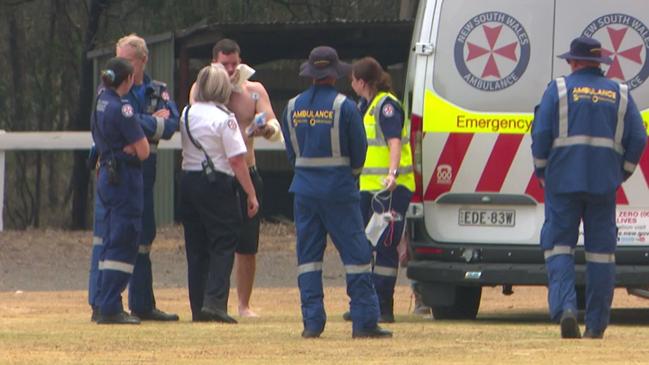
[198,307,237,324]
[132,308,179,321]
[352,325,393,339]
[583,328,604,339]
[97,311,141,325]
[301,328,323,338]
[560,309,581,339]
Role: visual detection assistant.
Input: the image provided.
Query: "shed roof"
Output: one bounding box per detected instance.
[175,18,414,65]
[89,18,414,66]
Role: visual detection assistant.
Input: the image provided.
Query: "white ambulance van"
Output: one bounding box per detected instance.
[405,0,649,319]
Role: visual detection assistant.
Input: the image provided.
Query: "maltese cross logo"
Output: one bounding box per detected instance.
[582,14,649,90]
[455,11,531,92]
[466,25,519,78]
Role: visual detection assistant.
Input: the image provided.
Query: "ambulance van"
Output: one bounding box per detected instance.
[405,0,649,319]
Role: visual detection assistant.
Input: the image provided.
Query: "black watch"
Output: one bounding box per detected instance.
[388,169,399,178]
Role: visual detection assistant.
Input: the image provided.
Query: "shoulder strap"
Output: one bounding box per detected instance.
[183,105,212,162]
[214,103,232,115]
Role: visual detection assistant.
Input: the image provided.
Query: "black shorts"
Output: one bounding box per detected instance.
[236,166,263,254]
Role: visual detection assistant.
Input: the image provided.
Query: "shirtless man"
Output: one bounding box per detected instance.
[190,39,281,317]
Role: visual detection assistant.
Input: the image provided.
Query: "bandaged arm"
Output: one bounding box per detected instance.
[264,118,283,142]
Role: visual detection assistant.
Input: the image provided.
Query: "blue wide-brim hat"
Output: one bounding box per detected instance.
[299,46,351,80]
[557,36,613,64]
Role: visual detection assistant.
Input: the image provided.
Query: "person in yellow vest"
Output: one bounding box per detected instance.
[348,57,415,323]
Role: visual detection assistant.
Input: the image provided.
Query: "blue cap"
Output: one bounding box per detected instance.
[557,36,612,64]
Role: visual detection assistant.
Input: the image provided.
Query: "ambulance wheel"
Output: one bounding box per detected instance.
[430,286,482,320]
[575,286,586,310]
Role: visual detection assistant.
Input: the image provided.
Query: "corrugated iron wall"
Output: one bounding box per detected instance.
[146,34,176,226]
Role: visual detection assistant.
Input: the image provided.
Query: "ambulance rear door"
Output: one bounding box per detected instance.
[554,0,649,247]
[422,0,554,245]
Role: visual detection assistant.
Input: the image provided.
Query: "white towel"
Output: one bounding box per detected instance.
[230,64,256,92]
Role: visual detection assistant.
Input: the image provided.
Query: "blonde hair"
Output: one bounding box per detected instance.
[194,64,232,105]
[115,33,148,60]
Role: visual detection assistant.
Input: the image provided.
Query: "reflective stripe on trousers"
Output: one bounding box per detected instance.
[585,252,615,263]
[373,265,398,277]
[298,261,323,275]
[544,245,575,260]
[98,260,135,274]
[345,264,372,275]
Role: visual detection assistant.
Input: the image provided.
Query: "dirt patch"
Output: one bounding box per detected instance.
[0,222,410,292]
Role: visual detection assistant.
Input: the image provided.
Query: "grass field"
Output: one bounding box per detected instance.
[2,286,649,364]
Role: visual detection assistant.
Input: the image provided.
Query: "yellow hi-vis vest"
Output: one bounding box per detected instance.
[360,92,415,191]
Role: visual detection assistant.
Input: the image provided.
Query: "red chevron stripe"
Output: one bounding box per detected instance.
[525,174,545,203]
[616,186,629,205]
[476,134,524,192]
[423,133,474,201]
[638,141,649,187]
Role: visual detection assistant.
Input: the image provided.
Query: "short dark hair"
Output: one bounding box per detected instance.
[212,38,241,59]
[101,57,133,89]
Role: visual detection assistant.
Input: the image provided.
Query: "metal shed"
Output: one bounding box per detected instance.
[87,18,414,223]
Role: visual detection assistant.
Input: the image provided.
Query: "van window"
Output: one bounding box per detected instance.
[432,0,554,113]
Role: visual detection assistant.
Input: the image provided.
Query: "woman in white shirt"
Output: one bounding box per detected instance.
[180,64,258,324]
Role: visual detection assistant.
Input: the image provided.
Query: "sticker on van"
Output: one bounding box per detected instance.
[454,11,530,92]
[582,13,649,89]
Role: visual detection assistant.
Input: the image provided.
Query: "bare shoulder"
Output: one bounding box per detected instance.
[246,81,269,97]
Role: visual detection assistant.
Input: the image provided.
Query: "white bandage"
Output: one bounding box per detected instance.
[265,118,283,142]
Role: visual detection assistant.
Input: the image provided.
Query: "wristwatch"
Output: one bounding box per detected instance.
[388,169,399,178]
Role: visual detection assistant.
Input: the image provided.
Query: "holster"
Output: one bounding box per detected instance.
[202,159,218,184]
[104,158,120,185]
[86,147,99,170]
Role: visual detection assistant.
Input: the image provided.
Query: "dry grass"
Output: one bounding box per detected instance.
[2,286,649,364]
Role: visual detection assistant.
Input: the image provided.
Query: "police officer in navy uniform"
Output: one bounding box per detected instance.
[88,34,179,321]
[280,46,392,339]
[93,57,150,324]
[532,36,646,339]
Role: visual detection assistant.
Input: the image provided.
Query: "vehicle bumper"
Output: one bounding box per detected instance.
[407,260,649,287]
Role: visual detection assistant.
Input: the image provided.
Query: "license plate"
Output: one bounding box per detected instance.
[458,208,516,227]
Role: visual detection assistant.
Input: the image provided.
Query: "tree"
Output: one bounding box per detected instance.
[0,0,411,229]
[70,0,111,229]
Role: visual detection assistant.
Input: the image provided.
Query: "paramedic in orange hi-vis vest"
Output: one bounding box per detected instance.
[531,36,646,339]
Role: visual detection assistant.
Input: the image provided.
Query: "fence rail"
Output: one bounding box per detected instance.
[0,130,285,231]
